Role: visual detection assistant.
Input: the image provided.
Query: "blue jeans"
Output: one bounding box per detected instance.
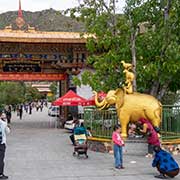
[113,144,123,167]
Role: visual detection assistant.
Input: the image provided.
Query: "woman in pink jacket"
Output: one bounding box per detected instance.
[112,124,125,169]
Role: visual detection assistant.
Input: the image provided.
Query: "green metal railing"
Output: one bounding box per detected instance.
[84,106,117,138]
[84,105,180,140]
[161,105,180,140]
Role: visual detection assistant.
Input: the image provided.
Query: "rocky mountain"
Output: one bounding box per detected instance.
[0,8,85,32]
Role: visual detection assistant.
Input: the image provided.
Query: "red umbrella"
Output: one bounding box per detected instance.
[84,91,107,106]
[53,90,87,106]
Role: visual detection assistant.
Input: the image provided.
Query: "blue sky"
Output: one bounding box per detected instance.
[0,0,126,13]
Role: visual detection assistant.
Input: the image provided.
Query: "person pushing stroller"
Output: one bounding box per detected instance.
[73,122,88,158]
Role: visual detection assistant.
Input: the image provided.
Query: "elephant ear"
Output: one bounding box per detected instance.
[115,88,124,109]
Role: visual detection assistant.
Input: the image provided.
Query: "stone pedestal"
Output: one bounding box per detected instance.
[87,137,148,156]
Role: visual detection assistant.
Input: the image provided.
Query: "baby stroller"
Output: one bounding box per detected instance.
[73,126,88,158]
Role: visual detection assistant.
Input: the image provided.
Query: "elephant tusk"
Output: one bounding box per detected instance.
[94,91,107,108]
[93,91,97,95]
[106,104,110,108]
[98,103,108,110]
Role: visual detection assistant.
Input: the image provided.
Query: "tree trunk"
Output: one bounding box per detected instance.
[155,0,172,100]
[157,80,171,100]
[131,30,138,92]
[150,80,160,97]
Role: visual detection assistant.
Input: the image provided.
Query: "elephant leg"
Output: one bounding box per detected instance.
[119,115,129,138]
[145,109,161,127]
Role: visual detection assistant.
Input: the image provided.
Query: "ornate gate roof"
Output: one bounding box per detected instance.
[0,29,87,43]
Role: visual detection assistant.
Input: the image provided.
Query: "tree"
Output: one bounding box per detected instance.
[0,82,25,105]
[69,0,131,92]
[70,0,180,102]
[129,0,180,100]
[48,82,58,102]
[0,82,43,107]
[24,86,42,102]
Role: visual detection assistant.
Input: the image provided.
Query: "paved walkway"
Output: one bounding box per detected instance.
[5,107,180,180]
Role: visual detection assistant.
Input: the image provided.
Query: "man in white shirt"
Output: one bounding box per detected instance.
[0,112,10,179]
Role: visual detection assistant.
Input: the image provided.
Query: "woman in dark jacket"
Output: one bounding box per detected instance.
[152,146,179,179]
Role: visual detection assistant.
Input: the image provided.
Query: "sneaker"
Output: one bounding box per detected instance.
[120,166,125,169]
[0,174,8,179]
[154,174,166,179]
[145,154,153,158]
[115,166,121,169]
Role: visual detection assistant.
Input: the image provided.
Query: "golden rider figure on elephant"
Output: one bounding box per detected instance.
[121,61,134,94]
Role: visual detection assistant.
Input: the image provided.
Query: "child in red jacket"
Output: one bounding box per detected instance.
[112,124,125,169]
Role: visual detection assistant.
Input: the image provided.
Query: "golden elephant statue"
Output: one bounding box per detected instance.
[94,88,162,138]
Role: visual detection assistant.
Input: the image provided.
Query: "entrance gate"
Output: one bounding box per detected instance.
[0,0,88,127]
[0,29,88,126]
[0,30,87,96]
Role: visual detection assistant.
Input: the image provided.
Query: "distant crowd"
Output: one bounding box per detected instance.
[1,99,48,123]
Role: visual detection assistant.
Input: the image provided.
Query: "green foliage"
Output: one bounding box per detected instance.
[132,0,180,98]
[68,0,131,92]
[0,82,43,106]
[161,91,180,105]
[48,82,58,102]
[47,95,56,103]
[73,76,81,87]
[25,86,42,102]
[69,0,180,103]
[49,82,57,95]
[0,82,25,105]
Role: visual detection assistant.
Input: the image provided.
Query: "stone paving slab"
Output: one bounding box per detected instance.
[4,108,180,180]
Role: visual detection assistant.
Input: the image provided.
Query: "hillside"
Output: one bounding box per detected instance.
[0,8,85,32]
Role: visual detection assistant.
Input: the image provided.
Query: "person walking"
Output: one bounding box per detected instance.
[4,107,11,124]
[69,119,80,145]
[18,104,23,120]
[137,118,160,158]
[152,146,179,179]
[112,124,125,169]
[40,101,44,112]
[24,103,28,113]
[29,103,32,115]
[0,112,10,179]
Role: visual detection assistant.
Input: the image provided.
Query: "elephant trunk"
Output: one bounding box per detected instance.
[94,91,108,109]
